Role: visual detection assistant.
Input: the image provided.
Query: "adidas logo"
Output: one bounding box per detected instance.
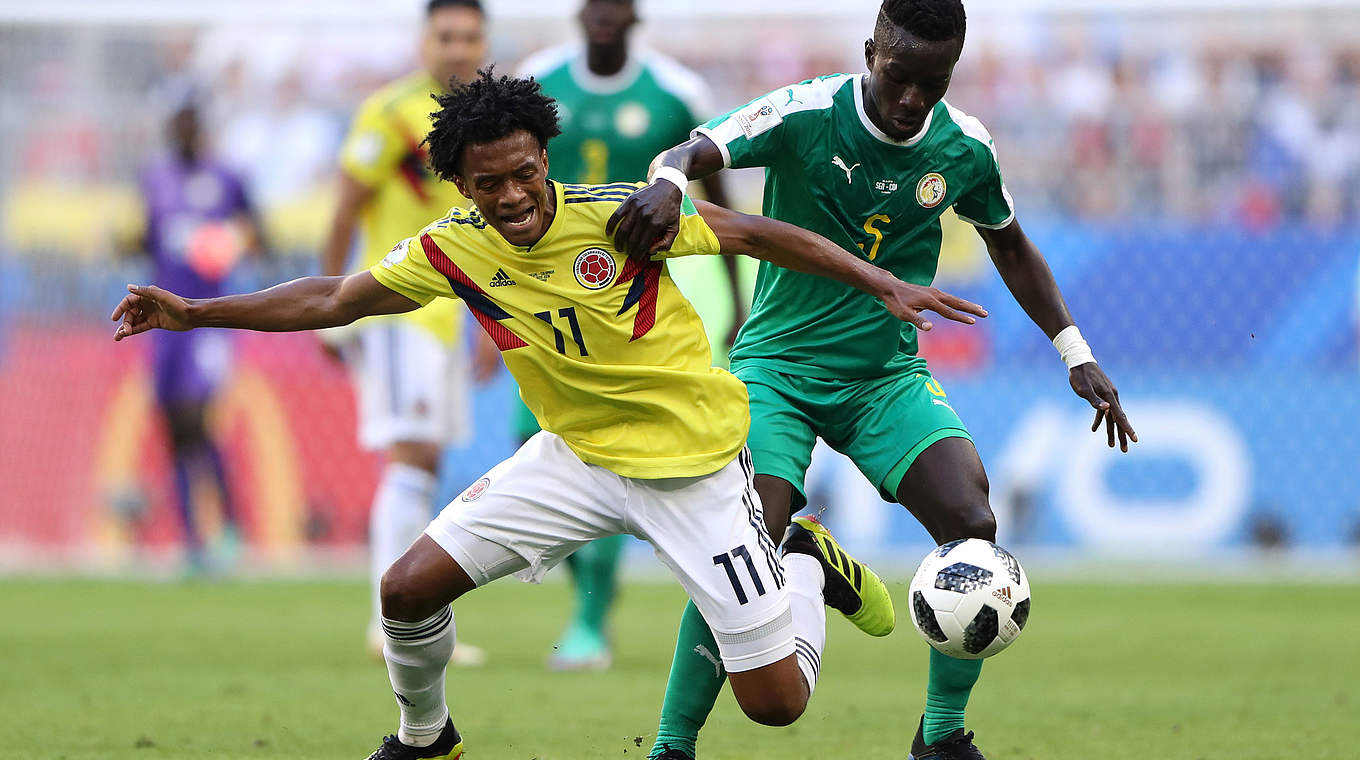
[992,586,1014,606]
[489,268,516,287]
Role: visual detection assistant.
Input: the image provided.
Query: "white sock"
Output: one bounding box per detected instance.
[371,463,438,625]
[783,553,827,695]
[383,607,455,747]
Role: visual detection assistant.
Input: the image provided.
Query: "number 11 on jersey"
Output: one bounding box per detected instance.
[535,306,589,356]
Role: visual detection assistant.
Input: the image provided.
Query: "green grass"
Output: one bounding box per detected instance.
[1,576,1355,759]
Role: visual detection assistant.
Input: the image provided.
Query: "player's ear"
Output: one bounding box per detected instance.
[540,148,550,176]
[452,174,469,197]
[864,38,876,70]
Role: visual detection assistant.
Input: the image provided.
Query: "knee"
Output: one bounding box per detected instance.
[938,502,997,543]
[738,693,806,727]
[388,441,441,475]
[166,409,207,450]
[380,558,440,621]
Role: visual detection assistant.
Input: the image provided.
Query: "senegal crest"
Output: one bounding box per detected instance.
[916,172,947,209]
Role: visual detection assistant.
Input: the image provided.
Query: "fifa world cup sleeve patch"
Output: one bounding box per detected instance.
[732,96,782,139]
[380,237,413,268]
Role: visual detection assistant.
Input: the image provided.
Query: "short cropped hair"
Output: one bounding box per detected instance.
[425,68,562,179]
[877,0,966,43]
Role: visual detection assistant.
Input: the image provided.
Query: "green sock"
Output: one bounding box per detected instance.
[923,647,984,744]
[567,534,627,635]
[650,601,726,759]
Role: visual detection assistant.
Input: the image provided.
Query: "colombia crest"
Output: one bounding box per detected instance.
[574,248,617,290]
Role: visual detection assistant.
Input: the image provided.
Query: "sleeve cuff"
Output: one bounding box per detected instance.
[691,127,732,168]
[954,210,1015,230]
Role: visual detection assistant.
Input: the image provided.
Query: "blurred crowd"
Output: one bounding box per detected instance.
[2,9,1359,263]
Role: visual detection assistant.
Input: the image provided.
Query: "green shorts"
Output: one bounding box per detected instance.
[734,360,972,508]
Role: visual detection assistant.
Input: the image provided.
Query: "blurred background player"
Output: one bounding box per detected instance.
[515,0,744,672]
[132,98,265,574]
[320,0,499,665]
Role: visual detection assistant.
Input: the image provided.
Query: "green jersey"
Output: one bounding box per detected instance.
[698,73,1015,379]
[519,44,710,183]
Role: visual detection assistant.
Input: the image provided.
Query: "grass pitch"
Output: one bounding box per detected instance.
[1,575,1355,759]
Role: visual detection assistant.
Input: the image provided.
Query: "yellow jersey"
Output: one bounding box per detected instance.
[339,70,466,343]
[370,180,749,479]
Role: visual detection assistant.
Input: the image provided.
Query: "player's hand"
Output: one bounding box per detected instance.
[606,181,683,258]
[111,284,193,341]
[1069,363,1137,452]
[877,280,988,332]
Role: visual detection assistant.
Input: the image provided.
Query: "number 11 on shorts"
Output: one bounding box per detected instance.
[713,545,766,604]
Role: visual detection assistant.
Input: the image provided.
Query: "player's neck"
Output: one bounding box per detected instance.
[585,43,629,78]
[526,180,558,248]
[858,76,894,139]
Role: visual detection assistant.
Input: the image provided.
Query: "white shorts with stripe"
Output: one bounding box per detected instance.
[348,322,470,450]
[424,431,793,673]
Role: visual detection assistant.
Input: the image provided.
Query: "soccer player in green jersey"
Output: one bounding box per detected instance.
[516,0,743,671]
[609,1,1138,758]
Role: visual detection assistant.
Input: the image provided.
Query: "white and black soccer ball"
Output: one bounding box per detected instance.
[907,539,1031,659]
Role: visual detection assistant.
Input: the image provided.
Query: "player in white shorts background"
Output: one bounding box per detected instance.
[111,70,987,759]
[319,0,499,665]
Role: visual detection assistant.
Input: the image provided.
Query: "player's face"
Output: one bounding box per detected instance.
[169,107,201,161]
[423,6,487,88]
[579,0,636,48]
[455,131,554,248]
[863,29,961,140]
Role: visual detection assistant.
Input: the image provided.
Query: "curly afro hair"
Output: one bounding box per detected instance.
[424,67,562,180]
[877,0,966,43]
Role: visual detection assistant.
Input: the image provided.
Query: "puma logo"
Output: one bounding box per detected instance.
[693,644,724,679]
[832,155,861,184]
[784,88,802,106]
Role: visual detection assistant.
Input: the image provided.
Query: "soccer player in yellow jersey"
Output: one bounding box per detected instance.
[320,0,497,664]
[111,70,987,760]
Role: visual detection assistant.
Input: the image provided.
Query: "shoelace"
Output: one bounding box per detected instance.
[371,734,409,759]
[937,731,984,760]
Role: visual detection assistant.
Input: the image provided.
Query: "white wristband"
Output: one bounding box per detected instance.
[650,166,689,195]
[1052,324,1096,370]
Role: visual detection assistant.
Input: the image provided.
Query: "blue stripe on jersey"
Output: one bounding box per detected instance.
[563,181,641,194]
[564,194,632,204]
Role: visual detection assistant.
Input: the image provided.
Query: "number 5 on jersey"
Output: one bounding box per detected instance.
[858,214,891,261]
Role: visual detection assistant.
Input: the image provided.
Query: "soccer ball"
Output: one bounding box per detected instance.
[907,539,1031,659]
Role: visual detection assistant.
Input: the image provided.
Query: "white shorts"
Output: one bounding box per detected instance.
[425,432,793,673]
[349,322,470,450]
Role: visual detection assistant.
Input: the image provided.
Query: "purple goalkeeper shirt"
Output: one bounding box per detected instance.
[139,154,252,404]
[140,154,252,298]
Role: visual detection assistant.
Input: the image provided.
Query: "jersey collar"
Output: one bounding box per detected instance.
[853,73,934,148]
[569,45,644,95]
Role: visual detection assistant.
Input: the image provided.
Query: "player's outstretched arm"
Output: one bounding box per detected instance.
[976,219,1138,451]
[111,272,418,342]
[694,200,987,332]
[606,135,727,257]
